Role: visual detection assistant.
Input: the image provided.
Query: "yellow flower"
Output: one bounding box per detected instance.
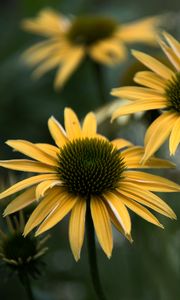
[0,108,178,261]
[112,32,180,161]
[22,8,161,89]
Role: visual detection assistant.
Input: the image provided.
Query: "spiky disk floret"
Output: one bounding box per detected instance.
[58,138,125,197]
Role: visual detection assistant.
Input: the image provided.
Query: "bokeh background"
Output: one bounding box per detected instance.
[0,0,180,299]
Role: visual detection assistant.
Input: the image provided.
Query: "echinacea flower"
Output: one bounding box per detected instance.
[0,108,178,261]
[111,32,180,161]
[0,212,48,280]
[22,8,161,89]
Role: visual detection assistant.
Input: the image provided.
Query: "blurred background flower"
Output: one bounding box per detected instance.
[21,9,161,90]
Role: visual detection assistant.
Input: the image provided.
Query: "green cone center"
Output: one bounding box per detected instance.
[166,72,180,112]
[58,138,125,197]
[67,16,118,46]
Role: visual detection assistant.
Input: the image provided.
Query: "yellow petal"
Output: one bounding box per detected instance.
[106,205,133,243]
[22,8,69,36]
[111,86,166,101]
[48,116,68,148]
[169,117,180,155]
[117,16,160,44]
[163,32,180,61]
[123,171,180,192]
[69,198,86,261]
[134,71,166,92]
[24,188,62,235]
[118,185,176,219]
[0,159,56,173]
[0,174,59,200]
[4,186,36,216]
[112,100,166,121]
[89,39,127,65]
[132,50,174,80]
[103,191,131,234]
[54,46,85,89]
[6,140,58,167]
[121,146,175,169]
[143,111,178,162]
[35,193,77,236]
[111,138,133,150]
[82,112,97,137]
[32,52,64,78]
[36,179,62,199]
[120,197,163,228]
[90,196,113,258]
[36,143,59,158]
[22,40,61,65]
[159,40,180,72]
[64,107,82,140]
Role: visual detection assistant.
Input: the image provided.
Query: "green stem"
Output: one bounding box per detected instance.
[92,60,107,105]
[21,274,35,300]
[86,200,108,300]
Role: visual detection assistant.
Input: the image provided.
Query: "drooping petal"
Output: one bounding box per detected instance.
[143,111,178,161]
[118,184,176,219]
[6,140,58,167]
[106,204,133,242]
[90,196,113,258]
[169,117,180,155]
[32,50,67,78]
[123,171,180,192]
[82,112,97,137]
[54,46,85,89]
[24,188,62,235]
[64,107,82,139]
[35,193,77,236]
[22,40,61,65]
[0,174,59,200]
[131,50,174,80]
[69,198,86,261]
[48,116,68,148]
[103,191,131,235]
[0,159,56,173]
[120,197,164,228]
[4,186,36,216]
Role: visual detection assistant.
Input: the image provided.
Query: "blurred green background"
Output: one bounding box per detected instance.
[0,0,180,299]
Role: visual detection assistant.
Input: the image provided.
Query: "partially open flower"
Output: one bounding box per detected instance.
[22,8,162,89]
[0,108,178,261]
[0,212,48,280]
[111,32,180,161]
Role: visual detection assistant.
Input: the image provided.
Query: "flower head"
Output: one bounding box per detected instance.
[111,32,180,161]
[0,212,48,281]
[0,108,178,261]
[22,8,161,89]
